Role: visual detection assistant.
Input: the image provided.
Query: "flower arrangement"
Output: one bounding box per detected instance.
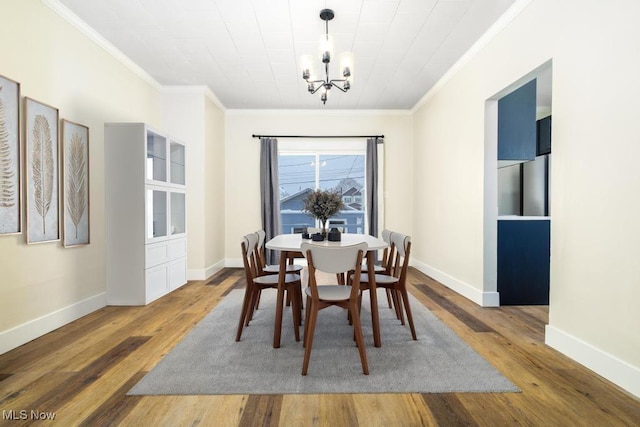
[302,189,345,234]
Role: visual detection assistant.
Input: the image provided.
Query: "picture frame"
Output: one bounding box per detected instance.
[0,74,21,235]
[24,97,60,244]
[61,119,90,247]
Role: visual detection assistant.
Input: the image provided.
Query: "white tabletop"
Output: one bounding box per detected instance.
[266,233,387,251]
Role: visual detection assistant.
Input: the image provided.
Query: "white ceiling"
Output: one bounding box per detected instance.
[58,0,516,110]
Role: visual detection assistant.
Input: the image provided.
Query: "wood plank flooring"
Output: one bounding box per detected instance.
[0,268,638,426]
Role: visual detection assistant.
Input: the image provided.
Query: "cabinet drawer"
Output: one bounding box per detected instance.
[145,264,168,303]
[169,258,187,290]
[146,241,169,268]
[168,238,187,260]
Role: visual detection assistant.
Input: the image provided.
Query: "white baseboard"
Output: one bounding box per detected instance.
[545,325,640,399]
[411,259,500,307]
[225,258,243,269]
[0,293,106,355]
[187,259,226,281]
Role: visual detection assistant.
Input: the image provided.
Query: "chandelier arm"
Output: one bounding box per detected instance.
[329,81,348,93]
[309,81,328,94]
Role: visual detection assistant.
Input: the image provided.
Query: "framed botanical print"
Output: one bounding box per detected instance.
[0,74,21,235]
[61,119,90,247]
[24,97,60,244]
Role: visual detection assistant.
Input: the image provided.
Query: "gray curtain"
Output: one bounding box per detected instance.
[366,137,379,237]
[260,138,280,264]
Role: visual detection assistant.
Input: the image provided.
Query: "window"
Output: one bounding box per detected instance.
[278,141,366,234]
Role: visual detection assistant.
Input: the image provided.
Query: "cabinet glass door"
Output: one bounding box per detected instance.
[146,189,167,240]
[170,192,186,236]
[170,141,186,185]
[147,131,167,182]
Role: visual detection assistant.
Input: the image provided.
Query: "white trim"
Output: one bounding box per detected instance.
[483,100,499,295]
[411,0,533,114]
[41,0,161,91]
[0,293,106,355]
[545,325,640,399]
[226,258,243,269]
[188,259,226,281]
[412,259,500,307]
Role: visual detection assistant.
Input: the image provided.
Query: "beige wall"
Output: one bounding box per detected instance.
[412,0,640,395]
[0,0,162,351]
[224,110,413,264]
[204,96,226,275]
[162,89,226,280]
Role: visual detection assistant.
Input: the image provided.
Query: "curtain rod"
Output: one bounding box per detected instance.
[252,134,384,141]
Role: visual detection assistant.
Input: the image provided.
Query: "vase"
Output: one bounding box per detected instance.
[328,227,341,241]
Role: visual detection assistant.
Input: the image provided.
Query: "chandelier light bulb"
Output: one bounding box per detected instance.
[319,34,334,64]
[339,52,354,82]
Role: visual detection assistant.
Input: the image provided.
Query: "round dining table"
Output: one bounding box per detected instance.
[266,233,388,348]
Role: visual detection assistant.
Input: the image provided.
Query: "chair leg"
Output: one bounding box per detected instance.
[303,295,312,347]
[235,287,253,341]
[289,286,300,342]
[400,288,417,340]
[296,280,304,326]
[302,303,319,375]
[255,289,262,310]
[349,304,369,375]
[245,288,258,326]
[392,289,404,323]
[386,289,393,309]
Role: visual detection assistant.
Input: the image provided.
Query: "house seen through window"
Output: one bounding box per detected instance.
[278,152,366,234]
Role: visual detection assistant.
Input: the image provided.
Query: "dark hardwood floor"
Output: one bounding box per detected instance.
[0,268,638,426]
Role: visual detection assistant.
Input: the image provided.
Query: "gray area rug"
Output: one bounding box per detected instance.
[128,289,519,395]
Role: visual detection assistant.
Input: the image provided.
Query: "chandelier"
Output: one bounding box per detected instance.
[300,9,354,105]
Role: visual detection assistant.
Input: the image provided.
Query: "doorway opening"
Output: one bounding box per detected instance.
[484,60,553,307]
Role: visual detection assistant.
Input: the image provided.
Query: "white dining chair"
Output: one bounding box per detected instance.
[300,241,369,375]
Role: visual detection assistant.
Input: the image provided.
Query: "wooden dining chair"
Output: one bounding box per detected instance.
[356,232,417,340]
[254,230,304,321]
[301,241,369,375]
[235,233,302,343]
[354,229,394,308]
[379,229,395,308]
[362,229,393,273]
[255,230,304,275]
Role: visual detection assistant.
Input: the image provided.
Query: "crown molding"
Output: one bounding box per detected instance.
[411,0,533,114]
[41,0,162,91]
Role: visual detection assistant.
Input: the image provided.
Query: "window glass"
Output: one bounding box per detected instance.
[278,152,365,234]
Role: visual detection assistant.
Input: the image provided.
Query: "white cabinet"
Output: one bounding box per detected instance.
[105,123,187,305]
